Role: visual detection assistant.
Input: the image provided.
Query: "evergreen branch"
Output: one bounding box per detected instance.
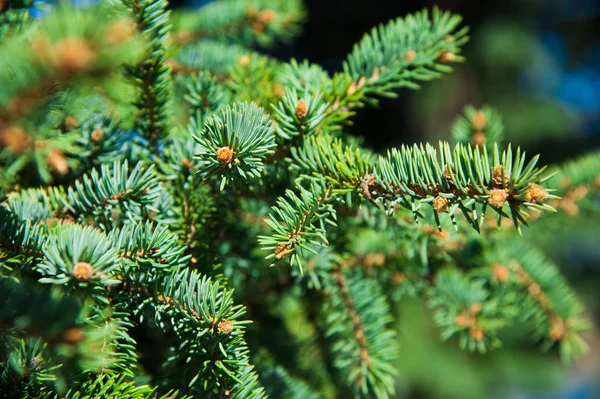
[451,105,504,147]
[37,224,121,287]
[46,374,186,399]
[156,269,264,398]
[374,142,556,232]
[0,0,32,39]
[270,89,328,140]
[175,40,251,75]
[119,0,173,155]
[58,160,161,224]
[495,240,589,361]
[193,101,276,190]
[321,268,398,399]
[171,0,304,47]
[259,180,337,271]
[109,221,190,270]
[259,363,320,399]
[343,7,469,102]
[181,71,232,125]
[0,5,143,120]
[428,269,512,353]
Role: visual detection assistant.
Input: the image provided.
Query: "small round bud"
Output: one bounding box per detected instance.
[437,52,455,63]
[469,326,484,341]
[492,263,510,283]
[433,195,449,213]
[455,311,475,327]
[106,19,136,45]
[491,165,508,187]
[444,34,453,42]
[0,126,32,155]
[405,50,416,61]
[391,272,406,283]
[62,327,84,344]
[472,131,486,146]
[47,150,69,175]
[295,99,308,121]
[64,116,78,131]
[258,9,277,24]
[549,317,565,341]
[72,261,94,281]
[472,109,487,131]
[239,55,250,66]
[252,22,264,33]
[181,158,193,169]
[217,319,234,334]
[52,37,96,73]
[524,183,548,203]
[91,129,103,143]
[216,146,235,164]
[488,189,508,208]
[469,303,482,315]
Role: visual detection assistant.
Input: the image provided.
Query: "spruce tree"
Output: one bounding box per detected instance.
[0,1,597,398]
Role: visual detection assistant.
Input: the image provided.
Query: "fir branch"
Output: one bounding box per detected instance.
[321,267,398,399]
[451,105,504,148]
[344,7,469,102]
[119,0,173,155]
[171,0,304,47]
[259,180,336,271]
[193,101,276,190]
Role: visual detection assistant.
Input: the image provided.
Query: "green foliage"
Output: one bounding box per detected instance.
[194,101,276,189]
[0,1,591,398]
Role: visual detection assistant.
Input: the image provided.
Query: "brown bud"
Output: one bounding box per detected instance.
[64,116,78,131]
[469,326,484,341]
[491,165,508,187]
[62,327,85,344]
[72,261,94,281]
[472,109,487,131]
[437,52,455,63]
[0,126,33,155]
[405,50,416,61]
[469,303,482,315]
[216,146,235,163]
[444,34,453,42]
[275,244,292,259]
[524,183,548,203]
[239,55,250,66]
[91,129,103,143]
[433,195,449,213]
[252,22,264,33]
[295,99,308,121]
[217,319,234,334]
[391,272,407,283]
[492,263,510,283]
[47,150,69,175]
[258,9,277,24]
[52,37,96,73]
[455,311,475,327]
[273,83,285,97]
[106,19,136,45]
[549,317,565,341]
[181,158,193,170]
[472,131,486,146]
[488,189,508,208]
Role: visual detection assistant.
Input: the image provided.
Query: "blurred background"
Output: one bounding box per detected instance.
[177,0,600,398]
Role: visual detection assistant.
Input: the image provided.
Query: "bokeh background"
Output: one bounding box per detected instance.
[179,0,600,398]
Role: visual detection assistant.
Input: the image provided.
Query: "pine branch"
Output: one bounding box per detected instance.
[118,0,174,155]
[193,101,276,190]
[321,267,398,399]
[171,0,304,47]
[259,179,336,271]
[451,105,504,148]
